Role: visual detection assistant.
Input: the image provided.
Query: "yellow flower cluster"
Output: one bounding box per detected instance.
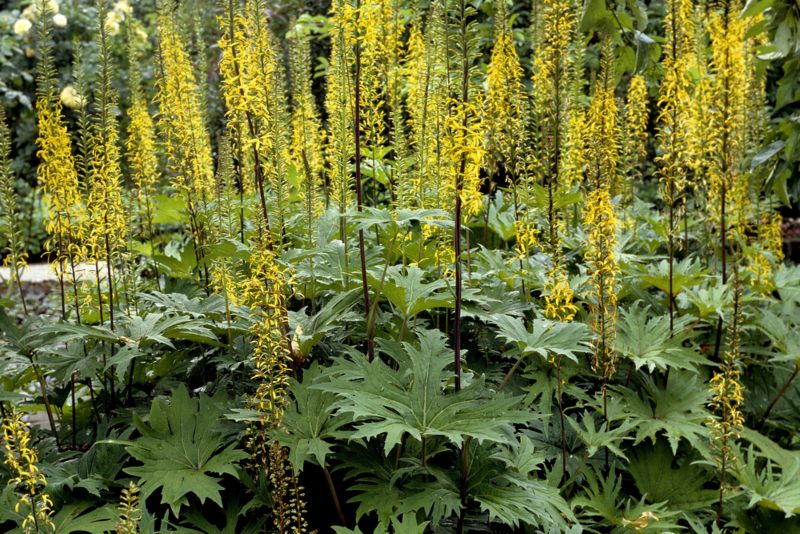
[585,41,619,193]
[401,23,430,208]
[544,264,577,322]
[358,0,393,154]
[86,111,127,263]
[514,219,539,261]
[583,188,619,379]
[289,31,325,247]
[706,11,749,240]
[239,245,309,530]
[747,212,784,291]
[210,258,240,308]
[446,98,485,219]
[156,13,214,203]
[36,97,85,275]
[239,247,293,446]
[708,267,745,468]
[115,482,141,534]
[484,4,526,178]
[531,0,578,188]
[655,60,692,214]
[126,82,160,239]
[324,0,356,214]
[621,74,648,201]
[0,106,28,304]
[2,408,55,533]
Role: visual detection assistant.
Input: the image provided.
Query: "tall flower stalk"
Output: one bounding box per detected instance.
[583,40,620,454]
[156,8,215,284]
[239,244,308,532]
[325,0,356,241]
[2,407,56,533]
[0,107,29,315]
[87,0,127,332]
[656,0,693,333]
[126,22,161,291]
[706,2,749,361]
[620,74,648,204]
[531,0,580,321]
[34,0,85,319]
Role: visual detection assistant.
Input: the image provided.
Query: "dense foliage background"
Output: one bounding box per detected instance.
[0,0,799,532]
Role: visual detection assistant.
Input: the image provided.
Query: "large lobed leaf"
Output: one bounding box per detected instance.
[120,385,247,516]
[315,329,530,455]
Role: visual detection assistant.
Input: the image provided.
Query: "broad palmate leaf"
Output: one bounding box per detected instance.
[492,315,593,363]
[614,302,707,373]
[121,385,247,515]
[315,329,529,455]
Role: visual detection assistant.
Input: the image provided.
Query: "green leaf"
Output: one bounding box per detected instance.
[121,385,247,516]
[316,330,529,455]
[274,364,349,474]
[615,302,707,372]
[567,413,634,460]
[288,289,360,356]
[53,502,117,534]
[493,315,593,363]
[637,258,707,296]
[735,431,800,517]
[373,265,452,318]
[757,309,800,363]
[616,372,710,454]
[628,441,717,512]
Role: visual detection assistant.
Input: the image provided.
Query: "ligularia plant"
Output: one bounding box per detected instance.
[0,1,796,533]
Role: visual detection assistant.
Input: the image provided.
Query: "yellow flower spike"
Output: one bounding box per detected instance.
[585,39,619,194]
[289,30,326,249]
[484,1,526,178]
[116,482,141,534]
[544,263,577,322]
[620,74,648,202]
[445,98,485,219]
[583,187,619,380]
[325,0,356,219]
[402,23,430,209]
[2,408,55,533]
[708,264,745,470]
[706,10,749,246]
[156,10,214,213]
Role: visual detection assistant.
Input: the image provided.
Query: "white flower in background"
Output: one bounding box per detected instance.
[22,5,35,20]
[105,19,120,35]
[13,18,32,36]
[104,10,124,35]
[114,0,132,15]
[52,14,67,28]
[60,86,85,110]
[47,0,60,14]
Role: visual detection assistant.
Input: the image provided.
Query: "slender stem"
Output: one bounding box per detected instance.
[717,451,727,527]
[668,180,674,335]
[71,373,77,448]
[454,0,470,394]
[498,355,524,392]
[759,362,799,427]
[354,0,373,362]
[556,359,568,480]
[323,467,347,527]
[32,361,59,447]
